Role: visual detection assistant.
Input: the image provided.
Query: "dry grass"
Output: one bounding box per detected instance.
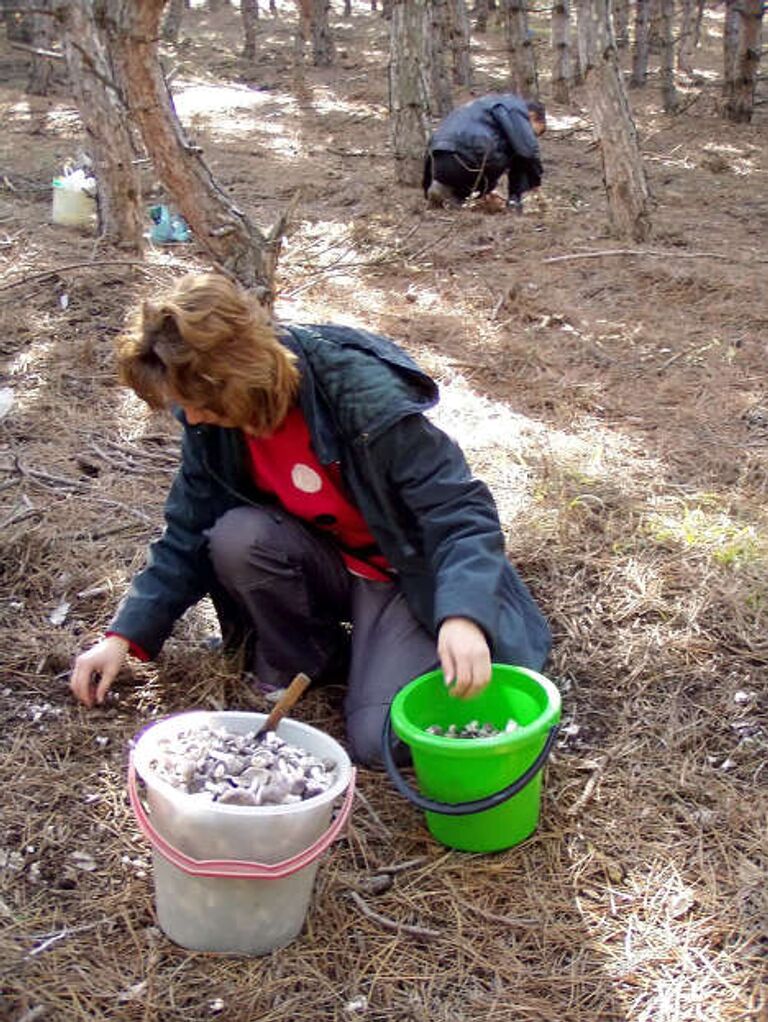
[1,4,767,1021]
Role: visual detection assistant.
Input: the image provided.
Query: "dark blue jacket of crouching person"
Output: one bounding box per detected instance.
[108,323,551,671]
[423,92,544,205]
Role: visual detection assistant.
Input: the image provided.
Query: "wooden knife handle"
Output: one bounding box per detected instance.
[261,672,311,734]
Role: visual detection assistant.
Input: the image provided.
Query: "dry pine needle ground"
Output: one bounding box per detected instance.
[1,5,767,1021]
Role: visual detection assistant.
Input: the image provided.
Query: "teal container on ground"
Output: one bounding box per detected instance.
[385,664,561,853]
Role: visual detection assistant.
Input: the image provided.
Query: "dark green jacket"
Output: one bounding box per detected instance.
[110,324,551,669]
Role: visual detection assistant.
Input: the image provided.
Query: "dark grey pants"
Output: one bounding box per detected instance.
[207,506,439,766]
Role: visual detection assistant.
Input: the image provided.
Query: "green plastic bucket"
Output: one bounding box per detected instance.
[383,664,561,852]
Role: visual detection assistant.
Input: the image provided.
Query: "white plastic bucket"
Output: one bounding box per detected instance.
[52,171,96,228]
[129,710,355,956]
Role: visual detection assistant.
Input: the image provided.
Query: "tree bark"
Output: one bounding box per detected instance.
[502,0,538,98]
[309,0,335,65]
[449,0,473,86]
[677,0,696,74]
[722,0,764,123]
[106,0,278,297]
[27,0,55,96]
[242,0,258,58]
[162,0,186,41]
[429,0,453,117]
[612,0,629,48]
[57,0,143,251]
[550,0,572,103]
[659,0,678,112]
[475,0,489,32]
[583,0,651,240]
[723,0,740,87]
[630,0,650,87]
[389,0,432,186]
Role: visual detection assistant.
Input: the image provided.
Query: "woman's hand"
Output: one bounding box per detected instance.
[437,617,492,699]
[70,635,129,708]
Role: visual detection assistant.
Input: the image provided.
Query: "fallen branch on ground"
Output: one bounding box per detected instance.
[346,891,440,940]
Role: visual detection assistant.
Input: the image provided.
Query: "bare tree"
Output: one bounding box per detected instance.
[612,0,629,48]
[27,0,57,96]
[56,0,143,251]
[242,0,259,58]
[449,0,473,86]
[106,0,283,297]
[677,0,697,75]
[389,0,432,186]
[295,0,335,65]
[551,0,572,103]
[582,0,651,240]
[573,0,592,84]
[630,0,650,86]
[722,0,764,122]
[162,0,186,41]
[429,0,454,117]
[475,0,490,32]
[659,0,678,112]
[502,0,538,97]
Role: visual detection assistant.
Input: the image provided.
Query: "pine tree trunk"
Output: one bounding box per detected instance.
[647,0,662,53]
[242,0,258,58]
[677,0,695,74]
[722,0,739,90]
[574,0,592,85]
[57,0,143,250]
[583,0,651,240]
[310,0,335,65]
[659,0,678,111]
[429,0,453,118]
[630,0,650,86]
[551,0,572,103]
[27,0,55,96]
[502,0,538,97]
[475,0,489,32]
[389,0,432,186]
[106,0,278,297]
[162,0,186,41]
[722,0,763,123]
[449,0,473,86]
[613,0,629,48]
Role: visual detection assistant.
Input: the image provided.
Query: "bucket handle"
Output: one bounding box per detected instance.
[128,756,355,880]
[382,715,559,816]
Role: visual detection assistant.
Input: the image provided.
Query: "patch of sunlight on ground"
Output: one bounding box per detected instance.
[596,861,728,1022]
[548,114,588,131]
[308,88,386,120]
[645,497,764,567]
[172,81,297,120]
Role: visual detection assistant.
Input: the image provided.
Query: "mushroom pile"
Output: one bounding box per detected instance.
[149,725,337,806]
[425,718,520,739]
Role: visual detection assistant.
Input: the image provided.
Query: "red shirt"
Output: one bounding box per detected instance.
[245,407,392,582]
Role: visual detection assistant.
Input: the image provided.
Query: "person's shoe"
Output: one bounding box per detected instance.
[427,180,461,208]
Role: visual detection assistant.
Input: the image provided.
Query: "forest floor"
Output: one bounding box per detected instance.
[1,3,767,1021]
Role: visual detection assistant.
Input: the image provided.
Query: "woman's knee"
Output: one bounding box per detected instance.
[346,704,388,768]
[207,506,282,580]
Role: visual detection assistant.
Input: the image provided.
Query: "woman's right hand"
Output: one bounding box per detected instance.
[70,635,129,708]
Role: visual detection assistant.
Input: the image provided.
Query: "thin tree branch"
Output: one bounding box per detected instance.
[9,41,64,59]
[346,891,441,940]
[542,248,768,265]
[0,260,160,292]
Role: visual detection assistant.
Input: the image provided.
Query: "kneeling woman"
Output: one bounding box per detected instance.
[70,273,551,765]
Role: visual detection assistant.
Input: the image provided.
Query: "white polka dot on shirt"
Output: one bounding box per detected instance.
[291,463,323,493]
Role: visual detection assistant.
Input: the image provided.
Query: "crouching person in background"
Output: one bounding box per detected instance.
[70,273,551,766]
[424,93,546,212]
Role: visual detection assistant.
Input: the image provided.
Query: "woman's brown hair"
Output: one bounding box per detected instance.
[116,273,300,433]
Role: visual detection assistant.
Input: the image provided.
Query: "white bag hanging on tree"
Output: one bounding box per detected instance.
[52,165,97,228]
